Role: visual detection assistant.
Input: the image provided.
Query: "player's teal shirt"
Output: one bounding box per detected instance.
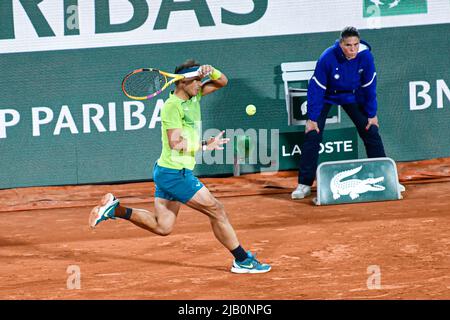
[157,91,202,170]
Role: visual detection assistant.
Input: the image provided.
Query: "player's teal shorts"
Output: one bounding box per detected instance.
[153,163,204,203]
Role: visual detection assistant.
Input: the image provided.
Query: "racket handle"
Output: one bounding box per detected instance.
[183,70,200,78]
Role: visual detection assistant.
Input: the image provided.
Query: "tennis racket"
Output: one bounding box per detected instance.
[121,68,200,100]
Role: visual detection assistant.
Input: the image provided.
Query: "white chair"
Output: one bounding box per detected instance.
[281,61,340,126]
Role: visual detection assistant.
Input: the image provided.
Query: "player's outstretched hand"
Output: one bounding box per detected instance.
[206,130,230,150]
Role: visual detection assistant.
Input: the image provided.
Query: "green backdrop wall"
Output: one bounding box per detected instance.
[0,1,449,189]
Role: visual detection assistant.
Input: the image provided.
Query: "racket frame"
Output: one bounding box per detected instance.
[121,68,200,100]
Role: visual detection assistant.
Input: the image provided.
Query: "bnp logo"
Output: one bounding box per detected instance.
[363,0,428,17]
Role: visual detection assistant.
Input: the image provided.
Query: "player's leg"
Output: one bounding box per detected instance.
[293,103,332,199]
[342,103,386,158]
[89,193,180,236]
[116,197,180,236]
[186,185,271,274]
[89,162,182,233]
[187,186,239,250]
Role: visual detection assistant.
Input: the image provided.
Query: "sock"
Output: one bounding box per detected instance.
[119,207,133,220]
[230,245,248,262]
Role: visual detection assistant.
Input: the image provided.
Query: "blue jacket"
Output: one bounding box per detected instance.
[307,39,378,121]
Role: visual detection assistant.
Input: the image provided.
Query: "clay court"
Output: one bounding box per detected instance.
[1,158,449,300]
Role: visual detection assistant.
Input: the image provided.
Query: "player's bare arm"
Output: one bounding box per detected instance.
[199,65,228,96]
[166,128,230,152]
[166,128,188,152]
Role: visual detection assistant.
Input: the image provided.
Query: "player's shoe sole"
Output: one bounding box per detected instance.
[88,193,119,229]
[230,264,272,274]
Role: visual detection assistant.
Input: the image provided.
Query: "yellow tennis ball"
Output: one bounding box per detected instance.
[246,104,256,116]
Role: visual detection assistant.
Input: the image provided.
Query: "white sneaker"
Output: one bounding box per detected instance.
[291,184,311,199]
[398,184,406,192]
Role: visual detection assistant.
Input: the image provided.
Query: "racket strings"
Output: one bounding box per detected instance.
[124,71,166,98]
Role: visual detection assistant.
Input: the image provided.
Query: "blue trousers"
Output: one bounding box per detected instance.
[298,103,386,186]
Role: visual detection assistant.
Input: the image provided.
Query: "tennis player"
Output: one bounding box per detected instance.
[89,59,271,274]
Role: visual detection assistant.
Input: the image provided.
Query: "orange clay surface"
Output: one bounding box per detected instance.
[1,158,450,299]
